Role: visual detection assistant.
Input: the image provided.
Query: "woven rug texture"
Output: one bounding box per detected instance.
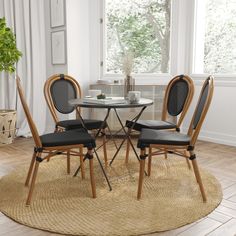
[0,153,222,236]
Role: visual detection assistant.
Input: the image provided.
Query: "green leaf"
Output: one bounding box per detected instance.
[0,17,22,74]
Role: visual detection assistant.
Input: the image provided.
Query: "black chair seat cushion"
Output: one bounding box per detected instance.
[40,129,96,148]
[137,129,190,148]
[126,120,176,132]
[57,119,107,130]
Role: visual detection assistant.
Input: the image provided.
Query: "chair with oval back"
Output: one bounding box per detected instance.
[136,76,214,201]
[125,74,194,164]
[44,74,108,166]
[16,76,96,205]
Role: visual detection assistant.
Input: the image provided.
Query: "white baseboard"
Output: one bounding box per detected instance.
[182,127,236,147]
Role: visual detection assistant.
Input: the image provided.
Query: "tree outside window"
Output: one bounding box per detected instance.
[104,0,171,75]
[194,0,236,74]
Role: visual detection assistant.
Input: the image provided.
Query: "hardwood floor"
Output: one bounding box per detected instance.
[1,137,236,236]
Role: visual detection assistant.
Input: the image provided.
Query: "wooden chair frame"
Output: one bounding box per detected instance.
[137,76,214,202]
[44,74,108,165]
[126,74,194,163]
[17,77,96,205]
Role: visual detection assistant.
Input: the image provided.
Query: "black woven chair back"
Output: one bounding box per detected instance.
[192,77,211,129]
[50,77,76,114]
[188,76,214,145]
[167,77,189,116]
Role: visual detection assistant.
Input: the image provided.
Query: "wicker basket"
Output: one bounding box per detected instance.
[0,109,17,145]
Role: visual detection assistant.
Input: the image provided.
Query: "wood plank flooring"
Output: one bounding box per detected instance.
[1,137,236,236]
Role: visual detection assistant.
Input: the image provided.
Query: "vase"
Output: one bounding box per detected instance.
[124,75,135,99]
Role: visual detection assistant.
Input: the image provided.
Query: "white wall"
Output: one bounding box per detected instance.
[66,0,91,95]
[66,0,91,118]
[182,77,236,147]
[89,0,101,84]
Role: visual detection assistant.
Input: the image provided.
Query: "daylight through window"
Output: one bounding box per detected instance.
[194,0,236,74]
[104,0,171,75]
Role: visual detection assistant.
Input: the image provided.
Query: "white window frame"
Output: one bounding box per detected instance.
[90,0,236,85]
[99,0,181,84]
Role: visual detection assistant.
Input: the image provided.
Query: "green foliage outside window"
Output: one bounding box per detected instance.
[204,0,236,73]
[105,0,171,74]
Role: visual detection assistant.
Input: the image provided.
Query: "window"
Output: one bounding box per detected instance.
[193,0,236,74]
[103,0,171,75]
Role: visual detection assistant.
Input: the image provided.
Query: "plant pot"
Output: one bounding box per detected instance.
[0,109,17,145]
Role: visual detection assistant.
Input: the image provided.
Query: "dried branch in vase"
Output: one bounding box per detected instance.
[121,51,134,77]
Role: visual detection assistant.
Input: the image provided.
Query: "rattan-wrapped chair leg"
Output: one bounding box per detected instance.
[185,150,191,169]
[191,153,207,202]
[102,129,108,167]
[147,147,152,176]
[125,128,131,164]
[26,152,41,206]
[25,151,37,186]
[88,149,96,198]
[67,151,70,174]
[137,149,146,200]
[79,146,85,179]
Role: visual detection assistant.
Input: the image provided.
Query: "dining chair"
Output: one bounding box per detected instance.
[125,74,194,163]
[136,75,214,202]
[44,74,108,165]
[16,76,96,205]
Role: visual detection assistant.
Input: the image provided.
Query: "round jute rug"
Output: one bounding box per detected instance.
[0,156,222,236]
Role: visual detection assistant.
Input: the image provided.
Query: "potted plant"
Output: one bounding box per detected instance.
[0,17,22,144]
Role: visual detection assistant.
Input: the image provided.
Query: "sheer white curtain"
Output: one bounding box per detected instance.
[0,1,16,110]
[0,0,47,136]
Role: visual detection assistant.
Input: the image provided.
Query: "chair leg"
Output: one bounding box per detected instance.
[125,128,131,164]
[102,129,108,167]
[88,149,96,198]
[191,155,207,202]
[25,150,37,186]
[147,147,152,176]
[137,149,146,200]
[186,158,191,170]
[67,151,70,174]
[79,146,85,179]
[185,151,191,170]
[26,153,41,206]
[164,148,168,159]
